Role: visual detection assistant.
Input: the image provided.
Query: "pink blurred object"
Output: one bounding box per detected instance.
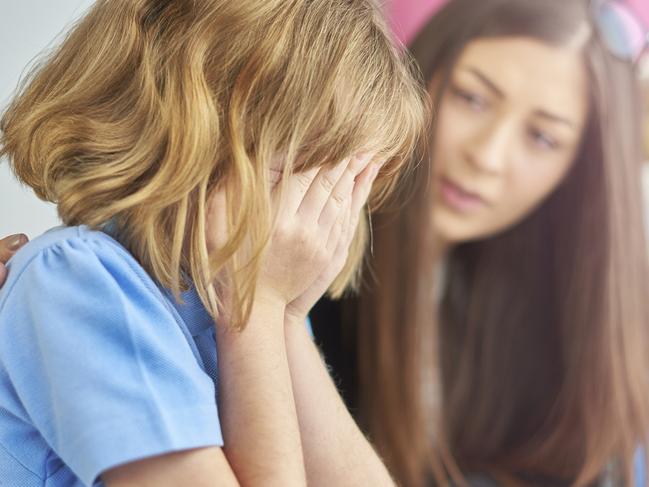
[627,0,649,29]
[386,0,649,47]
[386,0,449,45]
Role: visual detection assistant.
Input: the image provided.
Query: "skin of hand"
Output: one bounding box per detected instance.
[284,153,380,323]
[206,154,376,486]
[281,157,398,487]
[0,234,29,287]
[206,153,379,324]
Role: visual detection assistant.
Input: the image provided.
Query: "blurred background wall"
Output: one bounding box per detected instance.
[0,0,95,238]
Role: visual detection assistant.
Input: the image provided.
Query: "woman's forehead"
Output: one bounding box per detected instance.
[453,37,589,130]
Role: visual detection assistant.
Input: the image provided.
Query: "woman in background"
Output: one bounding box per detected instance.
[313,0,649,485]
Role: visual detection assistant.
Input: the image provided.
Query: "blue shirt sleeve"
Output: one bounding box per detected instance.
[0,233,222,486]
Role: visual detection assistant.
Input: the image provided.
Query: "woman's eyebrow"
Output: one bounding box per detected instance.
[463,66,577,130]
[534,109,576,129]
[463,66,505,99]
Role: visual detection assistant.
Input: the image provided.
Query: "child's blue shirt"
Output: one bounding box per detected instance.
[0,225,224,486]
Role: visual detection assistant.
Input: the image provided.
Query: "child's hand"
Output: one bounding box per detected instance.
[284,158,380,323]
[206,154,376,321]
[256,154,376,309]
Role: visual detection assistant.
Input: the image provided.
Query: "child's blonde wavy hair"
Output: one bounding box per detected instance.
[1,0,425,329]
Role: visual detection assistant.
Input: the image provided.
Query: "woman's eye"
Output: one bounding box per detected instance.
[451,86,487,111]
[529,127,560,151]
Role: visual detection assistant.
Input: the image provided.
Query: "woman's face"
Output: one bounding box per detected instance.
[431,37,589,243]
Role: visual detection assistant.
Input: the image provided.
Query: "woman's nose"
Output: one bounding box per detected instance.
[463,118,515,175]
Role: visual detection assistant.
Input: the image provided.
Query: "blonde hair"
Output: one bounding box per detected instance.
[1,0,425,329]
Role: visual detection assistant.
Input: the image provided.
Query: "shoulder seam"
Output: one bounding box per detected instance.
[0,229,151,315]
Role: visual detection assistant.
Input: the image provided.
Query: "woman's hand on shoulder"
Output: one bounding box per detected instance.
[0,234,28,287]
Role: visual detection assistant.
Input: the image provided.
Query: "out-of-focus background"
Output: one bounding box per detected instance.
[641,60,649,233]
[0,0,95,238]
[0,0,649,238]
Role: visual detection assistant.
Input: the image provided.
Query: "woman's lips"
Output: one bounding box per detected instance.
[439,177,488,213]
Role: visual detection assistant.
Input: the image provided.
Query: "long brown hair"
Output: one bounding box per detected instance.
[358,0,649,485]
[0,0,425,329]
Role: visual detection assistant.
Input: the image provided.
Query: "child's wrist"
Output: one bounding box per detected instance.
[284,307,307,328]
[253,288,288,312]
[217,294,286,338]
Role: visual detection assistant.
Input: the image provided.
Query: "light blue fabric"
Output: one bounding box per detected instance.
[636,448,646,487]
[0,226,224,487]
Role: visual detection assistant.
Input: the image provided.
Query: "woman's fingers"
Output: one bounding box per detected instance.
[0,234,28,264]
[0,234,29,289]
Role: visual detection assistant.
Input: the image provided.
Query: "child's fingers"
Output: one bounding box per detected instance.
[336,160,379,251]
[280,165,321,215]
[317,164,355,236]
[316,153,375,234]
[296,157,351,220]
[326,195,351,254]
[327,192,357,282]
[343,162,380,249]
[351,161,381,219]
[341,191,357,248]
[348,152,376,175]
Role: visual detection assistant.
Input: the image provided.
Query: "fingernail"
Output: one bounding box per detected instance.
[6,234,27,252]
